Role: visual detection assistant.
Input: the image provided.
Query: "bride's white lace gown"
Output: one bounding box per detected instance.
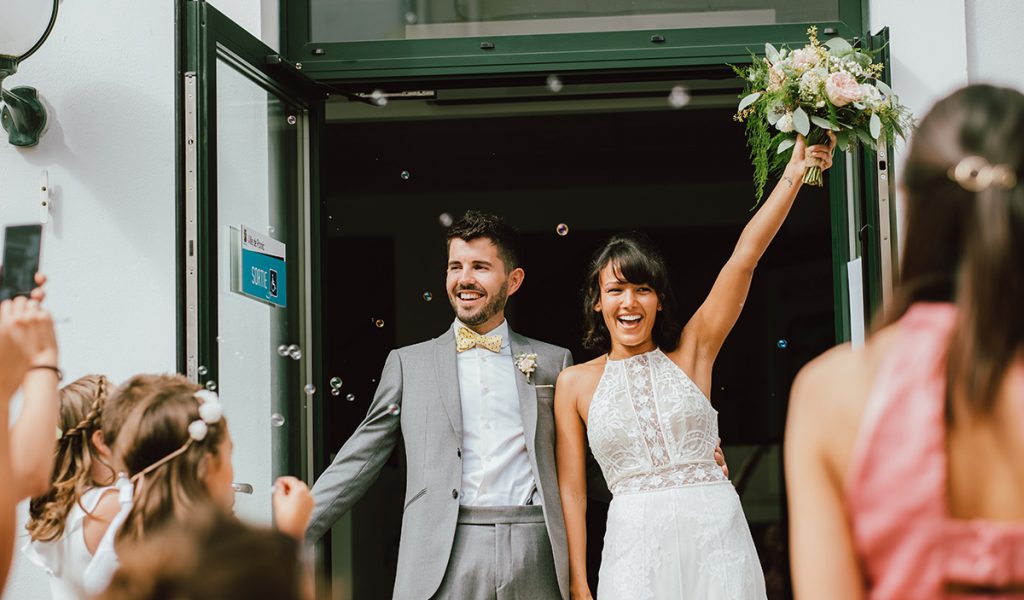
[588,348,767,599]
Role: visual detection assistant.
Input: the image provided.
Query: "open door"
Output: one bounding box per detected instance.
[859,27,900,320]
[826,26,898,345]
[180,0,323,525]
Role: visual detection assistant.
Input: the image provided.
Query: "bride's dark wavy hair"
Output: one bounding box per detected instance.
[582,232,680,353]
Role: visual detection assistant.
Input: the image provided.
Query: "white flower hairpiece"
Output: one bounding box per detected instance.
[189,390,224,442]
[187,420,209,441]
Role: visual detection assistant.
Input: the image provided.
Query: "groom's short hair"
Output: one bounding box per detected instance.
[447,211,522,272]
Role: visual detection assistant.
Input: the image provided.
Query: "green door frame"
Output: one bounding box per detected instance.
[282,0,864,80]
[179,0,326,479]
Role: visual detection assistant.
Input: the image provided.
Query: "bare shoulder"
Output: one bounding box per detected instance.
[789,325,901,473]
[83,488,121,554]
[556,359,604,387]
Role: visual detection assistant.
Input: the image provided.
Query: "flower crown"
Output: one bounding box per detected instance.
[128,390,225,485]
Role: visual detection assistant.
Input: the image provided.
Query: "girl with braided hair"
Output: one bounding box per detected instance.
[82,374,313,596]
[23,375,120,600]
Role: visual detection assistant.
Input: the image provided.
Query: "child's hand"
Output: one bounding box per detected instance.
[0,297,57,397]
[272,476,314,541]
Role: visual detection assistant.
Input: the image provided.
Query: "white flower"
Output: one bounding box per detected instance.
[776,112,795,133]
[799,67,826,102]
[187,420,209,441]
[194,390,219,404]
[859,83,885,110]
[514,353,539,383]
[198,401,223,424]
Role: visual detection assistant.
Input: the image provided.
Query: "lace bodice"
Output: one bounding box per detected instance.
[588,348,726,495]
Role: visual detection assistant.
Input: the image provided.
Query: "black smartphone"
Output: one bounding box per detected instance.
[0,224,43,301]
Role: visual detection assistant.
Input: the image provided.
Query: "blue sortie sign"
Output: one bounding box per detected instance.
[240,225,287,308]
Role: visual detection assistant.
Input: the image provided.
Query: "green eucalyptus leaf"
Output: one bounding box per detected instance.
[738,92,762,112]
[793,107,811,136]
[777,138,796,154]
[767,103,785,125]
[825,37,853,54]
[870,112,883,139]
[810,115,840,131]
[855,127,876,148]
[874,79,894,97]
[765,43,780,63]
[836,130,850,151]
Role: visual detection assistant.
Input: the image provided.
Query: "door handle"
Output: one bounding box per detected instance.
[232,482,254,494]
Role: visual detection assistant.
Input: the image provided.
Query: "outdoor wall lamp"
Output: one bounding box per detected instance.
[0,0,59,147]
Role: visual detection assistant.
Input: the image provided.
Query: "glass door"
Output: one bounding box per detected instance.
[182,0,323,524]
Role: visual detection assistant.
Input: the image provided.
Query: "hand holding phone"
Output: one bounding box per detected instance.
[0,224,43,301]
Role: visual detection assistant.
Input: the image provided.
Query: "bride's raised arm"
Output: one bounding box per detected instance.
[680,133,836,382]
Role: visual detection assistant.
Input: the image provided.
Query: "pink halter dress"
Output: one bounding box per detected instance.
[845,303,1024,599]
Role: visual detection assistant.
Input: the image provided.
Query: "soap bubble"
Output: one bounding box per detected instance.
[777,339,789,350]
[197,365,208,376]
[205,380,218,391]
[546,74,563,93]
[287,344,302,360]
[304,384,316,395]
[276,344,289,357]
[404,11,417,24]
[375,319,385,328]
[400,170,410,180]
[387,404,401,416]
[346,393,356,402]
[556,223,569,236]
[331,388,341,397]
[667,85,690,109]
[370,89,388,107]
[329,377,343,389]
[423,292,433,302]
[271,413,285,427]
[438,213,453,227]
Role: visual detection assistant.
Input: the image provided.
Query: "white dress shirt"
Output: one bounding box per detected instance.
[454,319,540,506]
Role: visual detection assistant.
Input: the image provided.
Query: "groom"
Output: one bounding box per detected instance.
[307,211,571,599]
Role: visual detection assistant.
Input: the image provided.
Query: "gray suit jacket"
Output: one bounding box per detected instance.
[307,326,572,600]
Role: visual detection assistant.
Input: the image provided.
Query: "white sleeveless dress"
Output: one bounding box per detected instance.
[22,485,117,600]
[588,349,767,599]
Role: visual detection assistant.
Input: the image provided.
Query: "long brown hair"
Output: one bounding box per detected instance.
[27,375,115,542]
[887,84,1024,414]
[108,374,227,548]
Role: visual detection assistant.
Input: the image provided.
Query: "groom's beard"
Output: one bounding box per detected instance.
[452,280,509,328]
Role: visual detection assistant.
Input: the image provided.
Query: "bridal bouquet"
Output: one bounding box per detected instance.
[732,26,913,200]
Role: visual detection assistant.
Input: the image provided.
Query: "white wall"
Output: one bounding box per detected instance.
[0,0,274,597]
[868,0,1024,250]
[0,0,177,596]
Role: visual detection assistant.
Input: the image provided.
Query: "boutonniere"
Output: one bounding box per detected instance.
[514,352,539,383]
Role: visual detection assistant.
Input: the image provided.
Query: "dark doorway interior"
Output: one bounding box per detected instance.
[318,104,835,599]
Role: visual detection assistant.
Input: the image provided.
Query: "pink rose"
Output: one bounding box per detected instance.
[791,47,819,71]
[825,71,862,107]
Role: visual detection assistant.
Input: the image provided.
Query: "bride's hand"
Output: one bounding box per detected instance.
[787,132,837,175]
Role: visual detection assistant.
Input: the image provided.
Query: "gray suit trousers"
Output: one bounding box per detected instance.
[431,506,560,600]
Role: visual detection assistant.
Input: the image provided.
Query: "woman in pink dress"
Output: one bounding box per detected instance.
[785,84,1024,599]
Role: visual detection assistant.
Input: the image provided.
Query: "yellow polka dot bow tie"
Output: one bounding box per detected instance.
[456,326,502,353]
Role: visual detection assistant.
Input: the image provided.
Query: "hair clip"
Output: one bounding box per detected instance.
[948,156,1018,192]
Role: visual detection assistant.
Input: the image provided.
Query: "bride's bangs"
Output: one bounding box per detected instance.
[605,247,668,295]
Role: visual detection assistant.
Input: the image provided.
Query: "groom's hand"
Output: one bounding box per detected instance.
[714,438,729,478]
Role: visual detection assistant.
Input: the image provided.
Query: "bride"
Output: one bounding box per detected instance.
[554,133,835,599]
